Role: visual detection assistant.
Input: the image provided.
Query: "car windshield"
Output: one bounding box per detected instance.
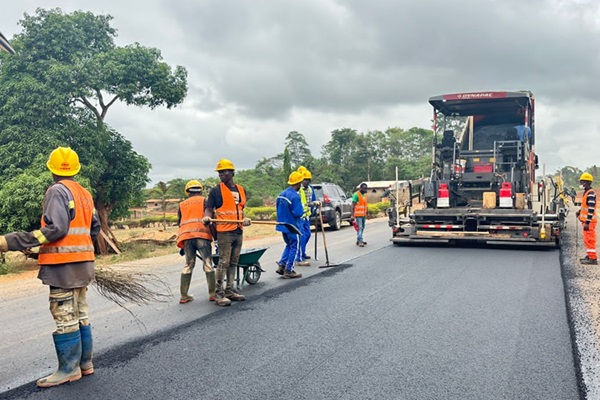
[313,186,324,200]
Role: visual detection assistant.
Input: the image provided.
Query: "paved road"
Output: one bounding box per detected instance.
[1,220,580,399]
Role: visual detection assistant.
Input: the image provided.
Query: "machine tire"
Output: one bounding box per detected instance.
[330,210,342,231]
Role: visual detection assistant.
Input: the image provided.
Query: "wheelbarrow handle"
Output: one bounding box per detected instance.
[209,219,301,235]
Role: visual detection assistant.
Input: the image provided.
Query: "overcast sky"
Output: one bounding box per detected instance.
[2,0,599,184]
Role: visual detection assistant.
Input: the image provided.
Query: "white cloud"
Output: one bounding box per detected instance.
[1,0,599,185]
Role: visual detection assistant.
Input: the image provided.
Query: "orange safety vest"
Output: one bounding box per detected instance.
[579,189,598,223]
[354,191,368,217]
[216,183,246,232]
[177,196,212,248]
[38,180,95,265]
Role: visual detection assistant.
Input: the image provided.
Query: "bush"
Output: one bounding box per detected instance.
[245,197,264,207]
[244,206,276,220]
[368,201,391,217]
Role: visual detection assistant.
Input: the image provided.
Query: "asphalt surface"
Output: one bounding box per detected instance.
[1,220,580,400]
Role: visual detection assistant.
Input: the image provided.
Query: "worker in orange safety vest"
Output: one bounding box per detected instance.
[0,147,100,388]
[177,180,216,303]
[577,172,597,265]
[350,183,369,247]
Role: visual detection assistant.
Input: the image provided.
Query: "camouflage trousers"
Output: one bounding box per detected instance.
[49,286,89,334]
[183,238,213,274]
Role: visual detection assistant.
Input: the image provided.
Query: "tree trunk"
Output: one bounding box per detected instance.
[94,200,121,255]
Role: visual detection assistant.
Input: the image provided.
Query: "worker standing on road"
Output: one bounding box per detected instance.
[203,159,250,306]
[0,147,100,388]
[295,166,318,267]
[351,183,369,247]
[177,180,216,304]
[577,173,597,265]
[275,171,305,279]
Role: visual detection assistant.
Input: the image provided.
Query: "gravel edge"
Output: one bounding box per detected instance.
[561,217,600,400]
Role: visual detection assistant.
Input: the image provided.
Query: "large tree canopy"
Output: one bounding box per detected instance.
[0,8,187,252]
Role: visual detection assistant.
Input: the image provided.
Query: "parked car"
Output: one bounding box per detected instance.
[310,182,353,230]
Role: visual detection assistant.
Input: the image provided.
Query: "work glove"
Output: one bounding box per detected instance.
[202,216,212,225]
[349,216,355,223]
[584,222,590,231]
[242,217,252,227]
[0,235,7,252]
[179,248,185,256]
[312,200,322,207]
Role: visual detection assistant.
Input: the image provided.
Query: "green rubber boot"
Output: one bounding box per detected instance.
[37,331,82,388]
[206,270,216,301]
[179,273,194,304]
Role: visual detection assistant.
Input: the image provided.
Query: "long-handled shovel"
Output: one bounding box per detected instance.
[314,215,319,261]
[317,205,343,268]
[208,219,302,235]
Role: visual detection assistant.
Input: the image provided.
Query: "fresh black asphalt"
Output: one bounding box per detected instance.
[2,245,579,400]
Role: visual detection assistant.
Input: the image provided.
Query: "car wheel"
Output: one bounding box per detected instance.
[330,210,341,230]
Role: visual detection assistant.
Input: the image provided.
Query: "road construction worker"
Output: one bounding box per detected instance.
[0,147,100,388]
[203,159,250,306]
[295,166,318,266]
[177,180,216,304]
[351,183,369,247]
[577,172,597,265]
[275,171,305,279]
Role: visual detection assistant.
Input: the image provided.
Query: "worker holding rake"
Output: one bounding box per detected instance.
[0,147,100,388]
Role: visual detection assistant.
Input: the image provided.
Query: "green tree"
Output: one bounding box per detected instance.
[147,181,179,230]
[0,8,187,253]
[284,131,314,169]
[282,147,292,186]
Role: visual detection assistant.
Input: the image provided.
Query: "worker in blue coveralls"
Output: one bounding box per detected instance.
[295,166,318,266]
[275,171,305,279]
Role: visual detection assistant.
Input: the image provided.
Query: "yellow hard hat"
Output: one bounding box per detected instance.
[215,159,235,171]
[302,170,312,179]
[580,172,594,182]
[297,166,307,174]
[288,171,304,185]
[185,180,203,194]
[46,147,81,176]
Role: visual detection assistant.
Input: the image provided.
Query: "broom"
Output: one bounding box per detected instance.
[93,266,172,308]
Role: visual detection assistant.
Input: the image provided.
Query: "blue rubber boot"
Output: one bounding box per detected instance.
[37,331,82,388]
[80,324,94,376]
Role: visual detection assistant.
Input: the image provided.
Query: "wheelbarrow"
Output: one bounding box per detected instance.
[211,247,268,286]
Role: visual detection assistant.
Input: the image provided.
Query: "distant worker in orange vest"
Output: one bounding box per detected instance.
[0,147,100,388]
[350,183,369,247]
[203,159,251,306]
[577,172,597,265]
[177,180,216,304]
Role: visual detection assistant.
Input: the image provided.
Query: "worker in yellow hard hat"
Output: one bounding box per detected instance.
[0,147,100,388]
[176,180,216,303]
[295,166,320,266]
[274,171,305,279]
[203,159,250,306]
[577,172,597,265]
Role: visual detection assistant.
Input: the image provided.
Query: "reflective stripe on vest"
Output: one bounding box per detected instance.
[579,189,598,223]
[38,180,95,265]
[216,183,246,232]
[177,196,212,248]
[354,191,368,217]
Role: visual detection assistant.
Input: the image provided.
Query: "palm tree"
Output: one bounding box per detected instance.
[147,181,177,230]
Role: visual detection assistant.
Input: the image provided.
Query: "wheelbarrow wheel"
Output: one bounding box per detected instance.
[245,263,262,285]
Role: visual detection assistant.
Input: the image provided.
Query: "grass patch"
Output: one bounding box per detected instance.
[95,241,176,267]
[0,253,37,275]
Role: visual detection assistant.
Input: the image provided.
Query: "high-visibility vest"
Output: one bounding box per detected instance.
[579,189,597,223]
[38,180,95,265]
[177,196,212,248]
[300,186,313,218]
[216,183,247,232]
[354,191,368,217]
